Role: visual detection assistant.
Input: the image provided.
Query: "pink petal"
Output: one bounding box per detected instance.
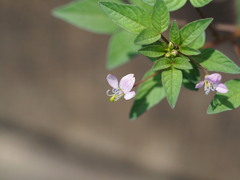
[216,83,228,94]
[119,74,135,93]
[195,81,204,88]
[124,91,136,100]
[106,74,118,88]
[205,73,222,84]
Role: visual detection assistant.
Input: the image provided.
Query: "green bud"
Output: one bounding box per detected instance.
[165,52,171,57]
[168,42,174,50]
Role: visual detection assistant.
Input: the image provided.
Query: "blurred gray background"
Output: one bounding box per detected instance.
[0,0,240,180]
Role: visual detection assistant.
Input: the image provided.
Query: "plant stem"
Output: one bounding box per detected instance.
[161,35,169,44]
[133,71,160,88]
[178,52,209,74]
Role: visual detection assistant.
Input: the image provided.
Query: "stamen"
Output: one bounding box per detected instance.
[106,89,114,96]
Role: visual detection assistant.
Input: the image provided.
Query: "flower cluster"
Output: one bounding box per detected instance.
[106,74,136,102]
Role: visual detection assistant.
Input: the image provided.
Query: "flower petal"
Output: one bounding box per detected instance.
[124,91,135,100]
[119,74,135,93]
[216,83,228,94]
[106,74,118,88]
[195,81,204,88]
[205,73,222,84]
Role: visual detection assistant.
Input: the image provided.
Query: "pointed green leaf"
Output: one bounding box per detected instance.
[107,31,140,69]
[162,68,182,108]
[152,58,171,71]
[190,0,212,7]
[134,29,161,45]
[99,2,151,34]
[164,0,187,11]
[52,0,121,34]
[130,71,165,120]
[142,0,187,11]
[151,0,170,33]
[187,32,205,49]
[173,57,193,70]
[207,79,240,114]
[192,48,240,74]
[180,18,213,46]
[170,21,181,45]
[129,0,152,12]
[182,62,200,91]
[179,46,200,55]
[139,45,166,57]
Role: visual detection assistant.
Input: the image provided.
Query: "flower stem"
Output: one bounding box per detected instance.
[133,71,160,88]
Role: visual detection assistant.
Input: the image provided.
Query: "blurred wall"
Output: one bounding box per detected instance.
[0,0,240,180]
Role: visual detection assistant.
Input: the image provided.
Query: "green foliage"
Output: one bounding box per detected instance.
[182,62,200,91]
[134,29,161,45]
[189,0,212,7]
[170,21,181,45]
[187,32,205,49]
[52,0,120,34]
[192,48,240,74]
[172,57,193,70]
[151,0,170,33]
[208,79,240,114]
[180,18,213,46]
[179,46,200,55]
[53,0,240,118]
[138,44,166,57]
[99,2,151,34]
[162,68,182,108]
[130,71,165,120]
[128,0,152,12]
[142,0,187,11]
[107,31,140,69]
[152,58,171,71]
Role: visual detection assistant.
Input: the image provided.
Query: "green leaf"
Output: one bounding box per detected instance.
[189,0,212,7]
[142,0,187,11]
[207,79,240,114]
[152,58,171,71]
[99,2,151,34]
[179,46,200,55]
[182,62,200,91]
[164,0,187,11]
[130,71,165,120]
[192,48,240,74]
[162,68,182,108]
[187,32,205,49]
[134,29,161,45]
[173,57,193,70]
[170,21,181,45]
[151,0,170,33]
[52,0,119,34]
[107,31,140,69]
[138,45,165,57]
[138,45,166,57]
[129,0,152,12]
[180,18,213,46]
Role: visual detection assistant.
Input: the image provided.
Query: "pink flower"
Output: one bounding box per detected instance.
[106,74,136,102]
[195,73,228,95]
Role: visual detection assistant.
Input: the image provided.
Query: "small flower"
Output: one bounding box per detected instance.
[106,74,136,102]
[195,73,228,95]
